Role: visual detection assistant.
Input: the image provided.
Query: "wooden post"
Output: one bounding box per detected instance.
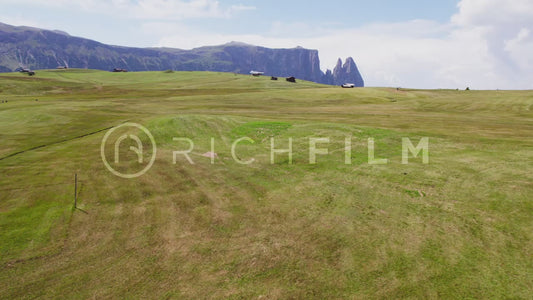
[74,173,78,208]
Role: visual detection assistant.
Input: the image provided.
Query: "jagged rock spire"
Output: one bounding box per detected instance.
[325,57,364,87]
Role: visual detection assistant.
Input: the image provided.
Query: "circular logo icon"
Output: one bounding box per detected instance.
[100,122,157,179]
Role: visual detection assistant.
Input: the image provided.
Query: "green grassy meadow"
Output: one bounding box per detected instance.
[0,69,532,298]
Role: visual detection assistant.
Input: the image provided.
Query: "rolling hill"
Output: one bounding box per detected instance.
[0,69,531,298]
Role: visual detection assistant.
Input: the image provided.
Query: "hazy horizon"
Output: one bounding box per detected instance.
[1,0,532,89]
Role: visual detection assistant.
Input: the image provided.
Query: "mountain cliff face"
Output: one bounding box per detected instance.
[0,22,364,86]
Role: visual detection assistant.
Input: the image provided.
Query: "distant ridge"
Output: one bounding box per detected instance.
[0,22,364,86]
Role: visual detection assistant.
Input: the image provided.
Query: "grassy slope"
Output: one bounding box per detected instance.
[0,69,532,299]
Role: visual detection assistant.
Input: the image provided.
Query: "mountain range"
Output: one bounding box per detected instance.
[0,22,364,86]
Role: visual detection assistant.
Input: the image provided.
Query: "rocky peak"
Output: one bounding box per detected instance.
[335,58,343,70]
[343,57,357,73]
[326,57,365,87]
[322,69,334,85]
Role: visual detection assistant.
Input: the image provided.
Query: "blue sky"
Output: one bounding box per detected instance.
[1,0,459,45]
[1,0,533,89]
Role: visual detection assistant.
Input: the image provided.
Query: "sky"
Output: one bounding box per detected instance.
[1,0,533,89]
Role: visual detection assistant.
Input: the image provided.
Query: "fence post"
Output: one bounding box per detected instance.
[74,173,78,208]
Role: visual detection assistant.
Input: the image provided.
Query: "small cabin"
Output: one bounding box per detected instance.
[250,71,264,77]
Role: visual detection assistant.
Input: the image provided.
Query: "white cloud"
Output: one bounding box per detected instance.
[128,0,255,19]
[152,21,494,89]
[452,0,533,26]
[229,4,256,13]
[450,0,533,88]
[0,15,51,28]
[0,0,255,20]
[153,0,533,89]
